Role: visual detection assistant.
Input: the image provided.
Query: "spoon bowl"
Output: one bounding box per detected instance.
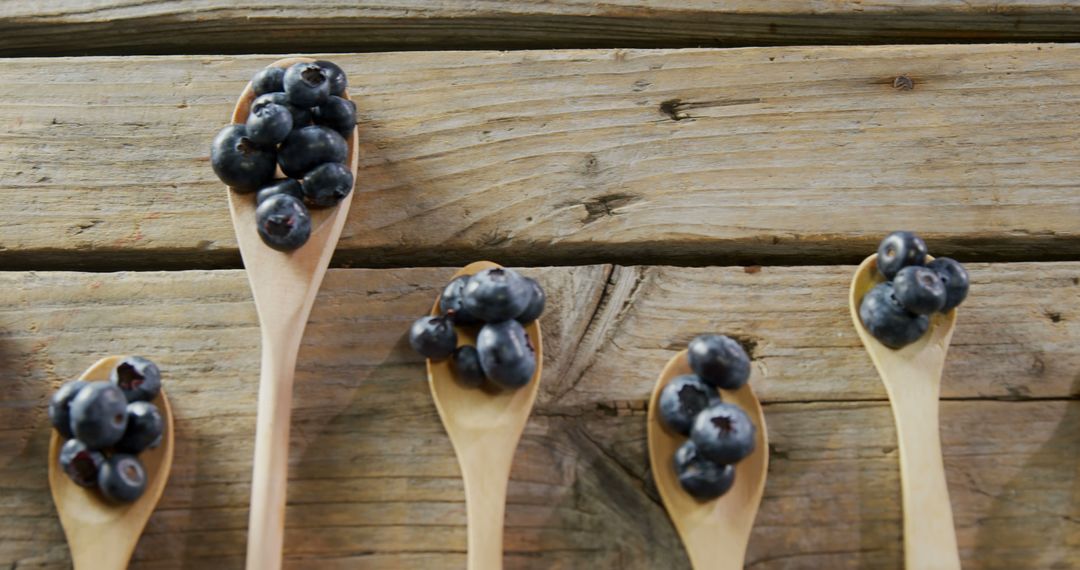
[647,349,768,570]
[427,261,542,570]
[849,254,961,570]
[49,356,175,570]
[225,57,359,570]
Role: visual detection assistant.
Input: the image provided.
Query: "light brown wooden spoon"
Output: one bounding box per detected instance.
[225,57,359,570]
[849,254,961,570]
[647,349,768,570]
[427,261,543,570]
[48,356,175,570]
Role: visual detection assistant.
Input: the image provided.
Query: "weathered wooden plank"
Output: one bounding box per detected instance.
[2,46,1080,270]
[1,2,1080,56]
[0,265,1076,567]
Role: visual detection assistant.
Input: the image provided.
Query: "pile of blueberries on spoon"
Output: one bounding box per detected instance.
[409,267,545,389]
[659,335,756,500]
[860,231,970,349]
[210,60,356,251]
[48,357,166,503]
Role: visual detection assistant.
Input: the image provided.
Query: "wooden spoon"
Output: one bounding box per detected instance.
[48,356,175,570]
[225,57,360,570]
[647,349,768,570]
[427,261,543,570]
[849,254,961,570]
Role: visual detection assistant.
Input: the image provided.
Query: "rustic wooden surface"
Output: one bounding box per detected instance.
[2,1,1080,55]
[2,45,1080,271]
[1,265,1077,568]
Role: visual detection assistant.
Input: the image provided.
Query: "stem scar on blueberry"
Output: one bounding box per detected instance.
[711,416,734,433]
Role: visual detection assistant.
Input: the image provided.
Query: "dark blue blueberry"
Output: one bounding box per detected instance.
[115,401,164,454]
[477,320,537,389]
[256,179,304,205]
[300,162,353,208]
[245,102,293,146]
[253,92,312,127]
[48,380,87,439]
[251,66,285,96]
[515,278,546,324]
[462,268,531,323]
[658,374,720,436]
[69,382,128,449]
[210,124,277,193]
[277,125,348,179]
[439,276,481,325]
[314,60,348,97]
[409,315,457,360]
[283,62,330,108]
[876,231,928,280]
[313,96,357,139]
[893,266,946,315]
[927,257,970,312]
[690,402,756,465]
[859,282,930,349]
[58,439,105,488]
[452,345,486,388]
[687,334,751,390]
[109,356,161,403]
[255,193,311,251]
[673,440,735,501]
[97,454,147,503]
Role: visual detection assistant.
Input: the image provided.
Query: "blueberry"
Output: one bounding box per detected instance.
[409,315,457,360]
[313,96,357,139]
[48,380,87,439]
[253,92,312,127]
[515,278,546,324]
[115,401,164,454]
[97,454,147,503]
[283,62,330,108]
[462,268,531,323]
[658,374,720,436]
[69,382,128,449]
[256,179,304,205]
[687,335,751,390]
[859,282,930,349]
[477,320,537,389]
[927,257,970,312]
[439,276,481,325]
[690,402,756,465]
[876,231,928,280]
[245,102,293,146]
[452,345,486,388]
[673,440,735,501]
[109,356,161,403]
[314,60,348,96]
[277,125,348,179]
[251,66,285,96]
[210,124,277,193]
[58,439,104,488]
[300,162,354,208]
[893,266,947,315]
[255,193,311,252]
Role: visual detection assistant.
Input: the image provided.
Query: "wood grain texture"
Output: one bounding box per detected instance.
[0,265,1077,568]
[1,1,1080,55]
[2,46,1080,270]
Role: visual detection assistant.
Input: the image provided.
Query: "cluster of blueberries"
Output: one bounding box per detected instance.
[860,231,970,349]
[659,335,756,500]
[48,357,165,503]
[409,268,545,390]
[211,60,356,251]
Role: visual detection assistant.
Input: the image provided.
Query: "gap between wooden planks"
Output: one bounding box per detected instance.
[0,265,1076,567]
[1,45,1079,271]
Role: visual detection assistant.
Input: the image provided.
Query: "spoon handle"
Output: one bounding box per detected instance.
[245,328,302,570]
[459,445,514,570]
[887,376,961,570]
